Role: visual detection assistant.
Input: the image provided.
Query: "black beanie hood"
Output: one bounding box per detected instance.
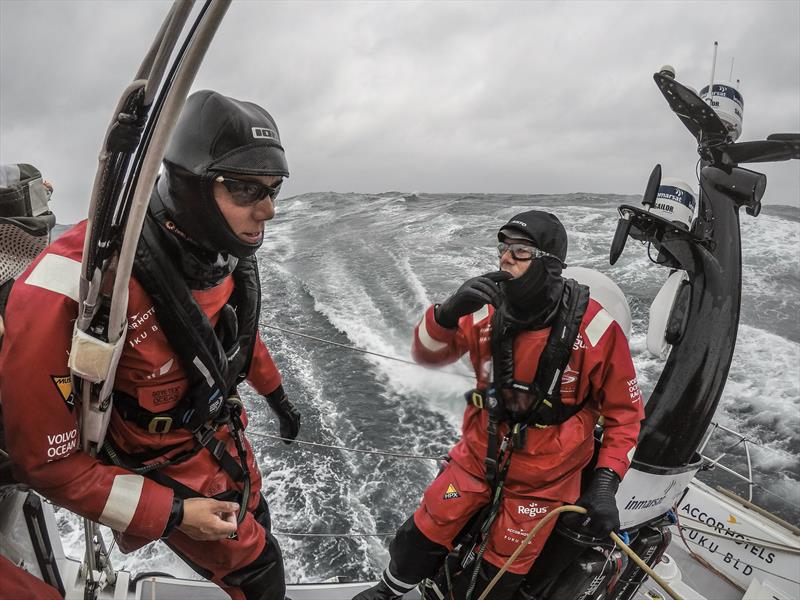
[159,90,289,258]
[498,209,568,265]
[497,210,567,329]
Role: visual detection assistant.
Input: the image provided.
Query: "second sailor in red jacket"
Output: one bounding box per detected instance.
[355,210,644,600]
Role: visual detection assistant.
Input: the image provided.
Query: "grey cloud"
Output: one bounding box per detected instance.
[1,0,798,222]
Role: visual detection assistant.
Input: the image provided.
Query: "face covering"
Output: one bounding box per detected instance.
[148,181,238,290]
[499,256,564,330]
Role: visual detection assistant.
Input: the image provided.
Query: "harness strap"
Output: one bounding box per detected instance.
[468,279,592,430]
[113,392,189,434]
[524,279,591,426]
[464,431,515,600]
[101,418,245,483]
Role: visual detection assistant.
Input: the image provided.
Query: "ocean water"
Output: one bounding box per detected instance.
[55,193,800,583]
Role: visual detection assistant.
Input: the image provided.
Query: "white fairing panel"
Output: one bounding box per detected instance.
[563,266,631,338]
[647,270,688,359]
[616,464,700,529]
[675,480,800,599]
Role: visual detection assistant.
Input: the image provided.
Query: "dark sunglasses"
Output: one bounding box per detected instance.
[497,242,558,262]
[215,175,282,205]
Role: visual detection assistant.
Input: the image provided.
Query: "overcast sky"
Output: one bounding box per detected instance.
[1,0,798,224]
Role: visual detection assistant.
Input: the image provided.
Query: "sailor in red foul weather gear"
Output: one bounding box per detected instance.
[0,91,300,600]
[355,210,644,600]
[0,164,63,600]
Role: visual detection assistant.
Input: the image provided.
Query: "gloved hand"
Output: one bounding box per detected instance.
[265,385,300,443]
[564,468,620,537]
[434,270,512,328]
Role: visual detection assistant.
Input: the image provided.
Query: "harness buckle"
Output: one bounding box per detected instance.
[471,391,484,409]
[196,424,217,446]
[148,416,173,434]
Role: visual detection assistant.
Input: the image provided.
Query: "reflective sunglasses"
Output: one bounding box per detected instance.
[215,175,282,206]
[497,242,558,262]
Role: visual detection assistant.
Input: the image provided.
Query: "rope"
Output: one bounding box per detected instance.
[259,322,475,379]
[478,505,684,600]
[247,431,442,462]
[273,531,394,538]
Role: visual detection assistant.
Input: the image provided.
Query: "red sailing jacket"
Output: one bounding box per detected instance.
[412,299,644,502]
[0,221,282,541]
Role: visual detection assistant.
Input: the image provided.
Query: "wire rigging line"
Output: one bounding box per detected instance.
[259,321,475,379]
[274,531,394,538]
[248,431,443,462]
[262,322,795,459]
[258,323,798,509]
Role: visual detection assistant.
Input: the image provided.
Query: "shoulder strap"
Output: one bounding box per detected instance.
[527,278,591,426]
[228,254,260,385]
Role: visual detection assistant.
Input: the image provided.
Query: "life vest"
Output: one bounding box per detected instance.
[467,279,590,426]
[118,211,260,434]
[465,278,590,485]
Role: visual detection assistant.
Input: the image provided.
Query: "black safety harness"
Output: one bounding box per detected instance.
[465,278,590,487]
[445,279,590,600]
[101,213,260,525]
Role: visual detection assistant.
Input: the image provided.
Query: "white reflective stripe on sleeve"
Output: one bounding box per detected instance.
[471,304,489,323]
[627,446,636,462]
[98,474,145,532]
[584,308,614,347]
[23,254,81,302]
[382,568,417,594]
[417,316,448,352]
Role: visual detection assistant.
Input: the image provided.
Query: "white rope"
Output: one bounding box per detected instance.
[248,431,442,462]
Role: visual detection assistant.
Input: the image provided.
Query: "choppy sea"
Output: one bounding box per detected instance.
[56,192,800,583]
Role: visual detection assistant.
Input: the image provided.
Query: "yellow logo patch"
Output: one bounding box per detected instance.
[727,514,738,525]
[444,483,461,500]
[51,375,74,409]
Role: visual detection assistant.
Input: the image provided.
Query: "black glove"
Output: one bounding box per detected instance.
[434,270,512,328]
[564,468,620,537]
[265,385,300,443]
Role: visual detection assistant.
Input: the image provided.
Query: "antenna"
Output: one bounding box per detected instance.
[729,57,735,81]
[707,41,719,105]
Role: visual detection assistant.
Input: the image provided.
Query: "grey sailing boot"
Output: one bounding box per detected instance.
[352,579,403,600]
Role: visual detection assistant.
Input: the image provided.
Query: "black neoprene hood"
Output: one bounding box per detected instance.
[165,90,289,177]
[498,210,568,264]
[158,90,289,258]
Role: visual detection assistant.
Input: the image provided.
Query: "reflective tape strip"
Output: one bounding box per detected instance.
[98,474,144,532]
[417,317,448,352]
[382,568,416,595]
[193,356,215,387]
[23,254,81,302]
[627,445,636,462]
[585,308,614,347]
[471,304,489,323]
